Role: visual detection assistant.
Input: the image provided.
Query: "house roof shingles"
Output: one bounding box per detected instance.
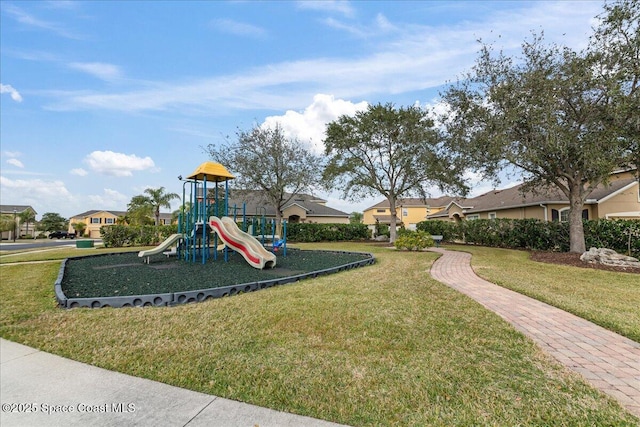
[226,190,348,218]
[0,205,37,215]
[365,196,455,211]
[70,210,172,220]
[428,177,638,217]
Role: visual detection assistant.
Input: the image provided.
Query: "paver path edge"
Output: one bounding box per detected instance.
[429,248,640,418]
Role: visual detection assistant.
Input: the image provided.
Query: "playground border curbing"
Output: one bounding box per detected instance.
[54,250,375,309]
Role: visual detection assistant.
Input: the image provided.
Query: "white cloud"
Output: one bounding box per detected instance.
[3,4,81,39]
[6,159,25,168]
[43,2,600,115]
[210,19,266,38]
[68,62,122,81]
[0,175,74,213]
[375,13,396,32]
[83,151,155,177]
[3,151,22,158]
[322,12,397,38]
[262,94,368,153]
[87,188,129,209]
[70,168,88,176]
[1,84,23,102]
[45,1,81,10]
[296,1,355,17]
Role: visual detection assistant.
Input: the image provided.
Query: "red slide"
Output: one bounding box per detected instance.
[209,216,276,269]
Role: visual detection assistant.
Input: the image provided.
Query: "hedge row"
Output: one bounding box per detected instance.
[286,223,370,242]
[100,225,178,248]
[101,223,370,247]
[416,218,640,257]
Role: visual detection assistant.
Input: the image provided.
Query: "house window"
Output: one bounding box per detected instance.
[559,208,570,222]
[466,214,479,220]
[91,218,100,224]
[488,212,497,219]
[105,218,114,224]
[376,209,386,213]
[402,209,408,217]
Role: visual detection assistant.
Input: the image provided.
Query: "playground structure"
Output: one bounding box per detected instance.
[138,161,285,268]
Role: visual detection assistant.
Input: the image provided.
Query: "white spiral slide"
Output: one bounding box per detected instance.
[209,216,276,269]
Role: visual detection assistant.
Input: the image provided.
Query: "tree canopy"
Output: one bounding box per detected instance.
[18,209,36,237]
[71,221,87,237]
[323,103,467,242]
[125,187,179,226]
[144,187,180,226]
[590,0,639,178]
[0,215,16,233]
[440,1,639,253]
[206,123,323,228]
[126,195,154,226]
[38,212,67,232]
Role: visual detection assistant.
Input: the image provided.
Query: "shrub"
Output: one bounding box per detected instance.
[394,231,434,251]
[287,223,370,242]
[101,224,178,247]
[416,220,460,241]
[101,225,136,248]
[415,218,638,257]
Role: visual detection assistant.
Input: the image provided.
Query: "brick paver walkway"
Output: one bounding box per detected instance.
[429,249,640,418]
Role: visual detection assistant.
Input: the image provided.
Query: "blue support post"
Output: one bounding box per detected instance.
[271,219,276,248]
[189,181,198,263]
[202,176,207,264]
[224,179,229,262]
[213,183,218,261]
[283,220,287,256]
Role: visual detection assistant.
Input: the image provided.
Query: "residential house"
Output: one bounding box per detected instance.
[428,171,639,222]
[0,205,38,240]
[362,196,455,232]
[68,210,174,238]
[225,191,350,224]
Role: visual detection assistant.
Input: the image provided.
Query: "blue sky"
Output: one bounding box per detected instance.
[1,1,603,219]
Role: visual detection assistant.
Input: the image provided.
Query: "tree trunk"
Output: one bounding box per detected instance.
[388,197,397,243]
[568,192,586,253]
[275,210,283,238]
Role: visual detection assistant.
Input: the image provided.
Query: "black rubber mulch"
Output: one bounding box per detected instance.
[62,249,372,298]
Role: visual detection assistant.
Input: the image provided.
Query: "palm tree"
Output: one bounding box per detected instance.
[71,221,87,237]
[0,215,15,235]
[171,201,192,224]
[144,187,180,226]
[18,209,36,238]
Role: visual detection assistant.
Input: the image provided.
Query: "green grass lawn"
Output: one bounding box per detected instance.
[459,245,640,343]
[1,242,638,426]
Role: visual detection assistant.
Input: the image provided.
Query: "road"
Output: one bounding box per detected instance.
[0,240,80,252]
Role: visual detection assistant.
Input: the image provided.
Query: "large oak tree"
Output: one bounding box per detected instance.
[441,1,638,253]
[590,0,639,178]
[206,123,322,231]
[323,103,467,243]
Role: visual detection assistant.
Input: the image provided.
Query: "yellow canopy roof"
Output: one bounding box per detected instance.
[186,161,235,182]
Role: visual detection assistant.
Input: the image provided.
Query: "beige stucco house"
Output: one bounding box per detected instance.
[227,191,350,224]
[361,171,638,229]
[1,205,38,240]
[68,210,173,238]
[362,196,455,231]
[429,171,639,222]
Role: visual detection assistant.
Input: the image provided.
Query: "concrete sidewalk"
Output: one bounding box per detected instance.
[430,248,640,418]
[0,339,348,427]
